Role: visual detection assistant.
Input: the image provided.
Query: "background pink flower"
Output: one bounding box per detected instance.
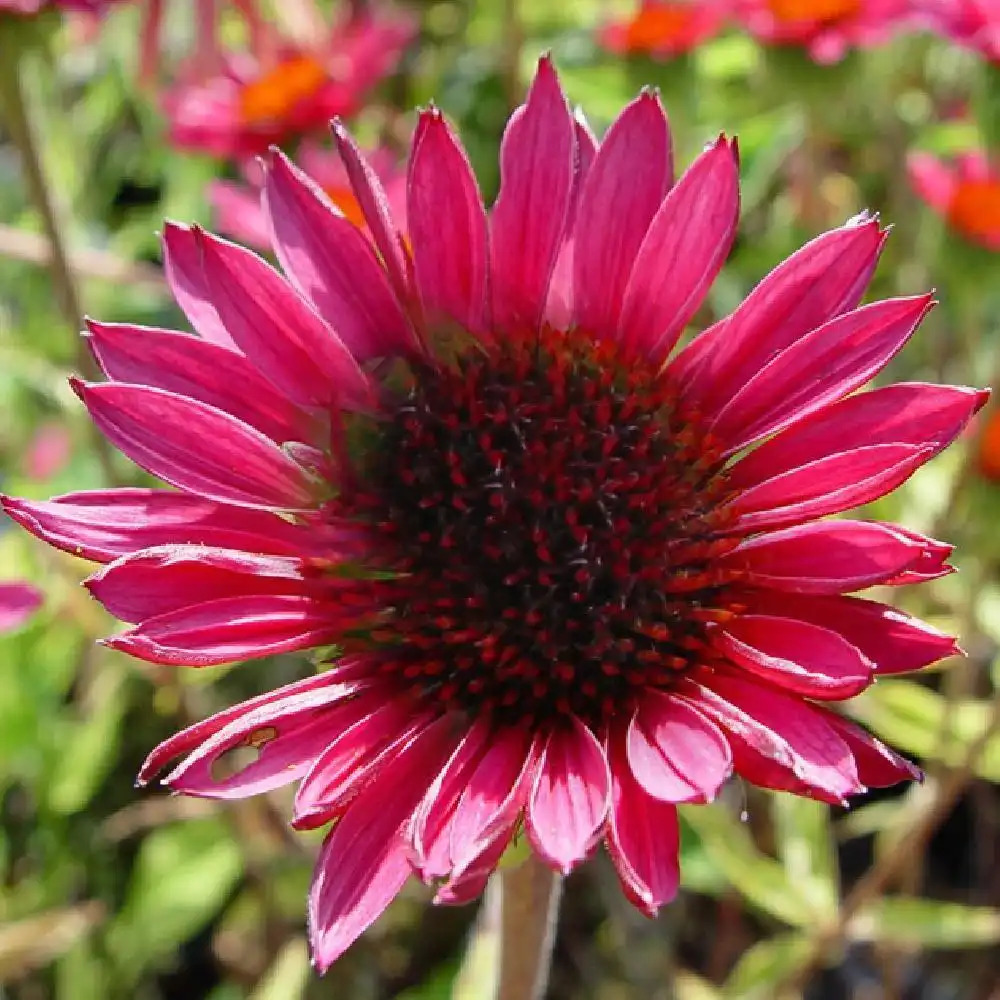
[599,1,729,58]
[908,149,1000,249]
[0,581,42,631]
[914,0,1000,61]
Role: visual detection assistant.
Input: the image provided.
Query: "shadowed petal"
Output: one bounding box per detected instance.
[525,716,610,873]
[824,714,922,786]
[606,728,680,917]
[308,715,459,972]
[573,90,672,337]
[490,55,575,334]
[408,109,490,335]
[626,691,732,803]
[618,136,740,363]
[72,381,316,510]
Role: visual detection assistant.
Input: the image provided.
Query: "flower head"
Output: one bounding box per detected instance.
[5,57,981,970]
[908,149,1000,250]
[734,0,913,61]
[162,7,414,159]
[914,0,1000,62]
[600,1,728,58]
[209,139,407,251]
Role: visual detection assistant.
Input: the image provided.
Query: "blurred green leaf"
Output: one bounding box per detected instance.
[848,898,1000,949]
[771,797,838,919]
[249,938,311,1000]
[722,932,811,999]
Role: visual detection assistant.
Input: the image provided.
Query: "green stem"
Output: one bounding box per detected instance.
[495,854,562,1000]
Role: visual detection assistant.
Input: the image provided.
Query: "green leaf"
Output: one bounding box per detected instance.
[849,898,1000,949]
[249,938,311,1000]
[679,805,816,927]
[108,817,242,980]
[723,933,812,999]
[771,797,838,919]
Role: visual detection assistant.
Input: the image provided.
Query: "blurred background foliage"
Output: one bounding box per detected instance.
[1,0,1000,997]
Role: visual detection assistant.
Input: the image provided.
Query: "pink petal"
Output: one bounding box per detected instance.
[1,490,321,564]
[907,152,956,214]
[86,320,320,445]
[824,714,922,786]
[683,675,861,804]
[714,615,873,700]
[292,699,430,830]
[331,120,416,312]
[572,90,673,338]
[525,716,610,874]
[881,525,954,585]
[208,179,272,250]
[104,594,365,667]
[0,582,42,632]
[606,729,680,917]
[408,718,491,881]
[720,520,939,594]
[669,215,886,403]
[407,109,490,336]
[194,229,374,412]
[618,136,740,363]
[449,727,537,874]
[490,55,575,334]
[72,381,316,510]
[263,151,418,361]
[84,545,310,623]
[725,443,933,534]
[308,715,459,972]
[626,691,732,803]
[164,681,382,799]
[161,223,237,350]
[708,296,935,454]
[138,663,376,785]
[433,825,514,906]
[728,383,989,491]
[736,590,958,675]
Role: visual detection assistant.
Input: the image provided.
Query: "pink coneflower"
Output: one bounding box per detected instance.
[734,0,913,61]
[0,582,42,631]
[210,140,407,251]
[162,7,414,159]
[599,1,728,58]
[5,57,980,970]
[914,0,1000,62]
[908,149,1000,250]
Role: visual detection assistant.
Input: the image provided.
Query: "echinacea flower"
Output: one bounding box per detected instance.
[0,582,41,631]
[914,0,1000,62]
[908,149,1000,250]
[162,7,414,159]
[210,140,407,251]
[600,0,728,59]
[4,57,981,971]
[734,0,913,62]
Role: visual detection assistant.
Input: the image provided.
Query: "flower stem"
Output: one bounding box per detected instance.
[495,854,562,1000]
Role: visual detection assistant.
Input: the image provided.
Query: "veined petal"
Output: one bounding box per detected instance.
[669,215,887,402]
[84,545,311,623]
[824,714,922,786]
[708,296,935,454]
[408,109,490,335]
[86,320,320,445]
[433,825,514,907]
[104,594,368,667]
[0,490,329,564]
[618,135,740,363]
[195,229,375,412]
[725,443,933,533]
[308,715,459,972]
[72,381,316,510]
[606,728,680,917]
[264,151,418,361]
[490,55,575,334]
[714,615,873,699]
[736,590,958,675]
[525,716,611,874]
[720,520,942,594]
[573,90,672,338]
[626,691,732,803]
[728,383,989,491]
